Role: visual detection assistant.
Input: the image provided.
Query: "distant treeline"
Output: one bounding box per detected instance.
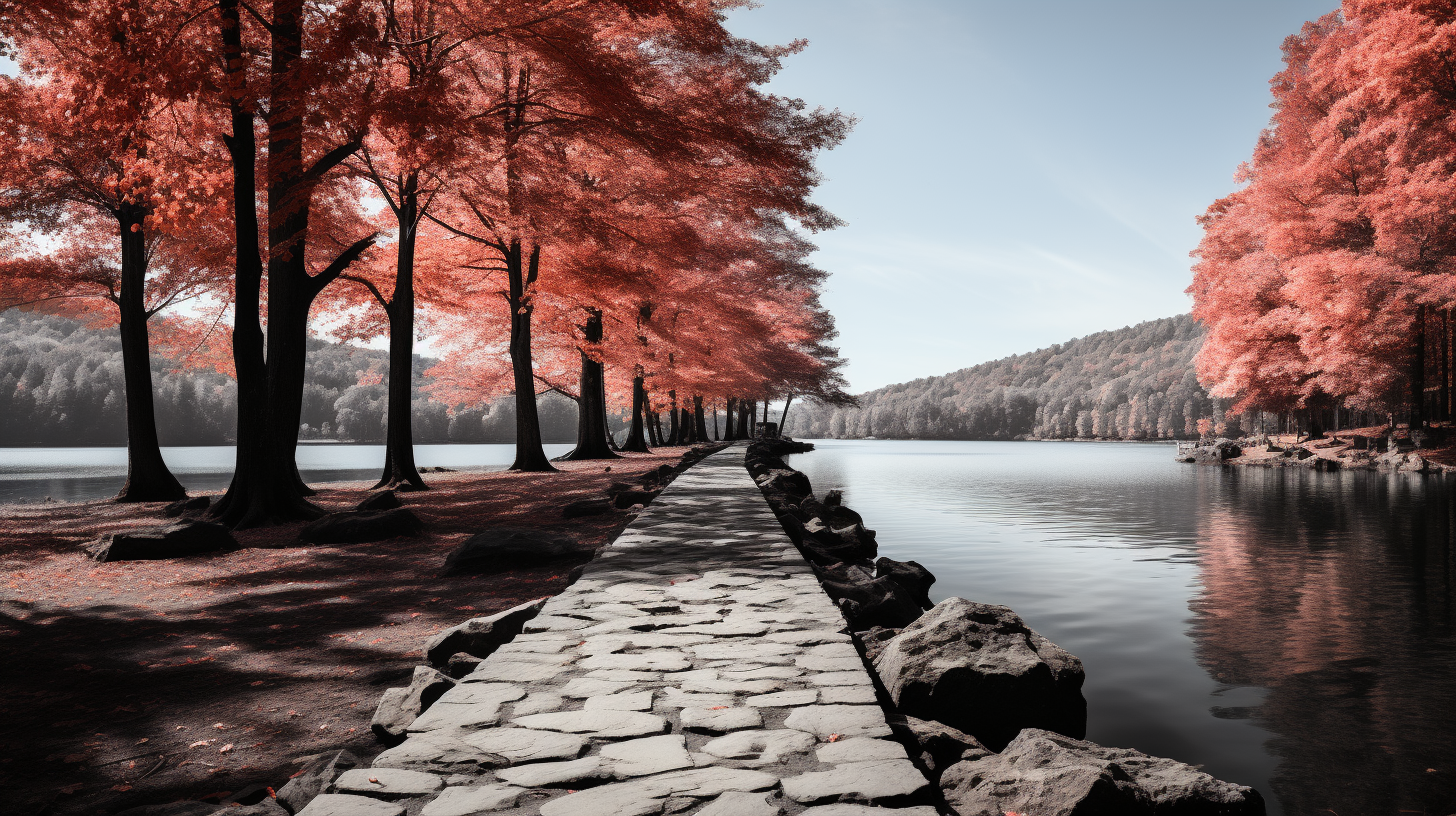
[785,315,1225,441]
[0,312,594,447]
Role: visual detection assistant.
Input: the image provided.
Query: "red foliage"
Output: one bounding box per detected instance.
[1192,2,1456,422]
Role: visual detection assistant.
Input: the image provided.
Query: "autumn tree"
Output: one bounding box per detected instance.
[203,0,381,527]
[0,3,226,501]
[1193,3,1456,430]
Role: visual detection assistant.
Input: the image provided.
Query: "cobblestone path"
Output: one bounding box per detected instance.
[300,444,933,816]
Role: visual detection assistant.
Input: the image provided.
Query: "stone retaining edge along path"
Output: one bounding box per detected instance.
[310,443,934,816]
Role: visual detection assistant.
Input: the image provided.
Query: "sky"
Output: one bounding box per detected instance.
[722,0,1338,393]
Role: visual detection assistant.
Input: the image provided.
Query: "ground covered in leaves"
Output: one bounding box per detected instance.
[0,447,692,815]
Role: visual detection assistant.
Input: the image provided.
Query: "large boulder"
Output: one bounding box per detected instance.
[275,750,362,814]
[787,517,877,565]
[355,490,401,512]
[854,626,902,663]
[872,598,1086,750]
[612,489,659,509]
[163,496,212,518]
[1212,439,1242,460]
[887,714,992,779]
[563,498,615,518]
[443,527,588,575]
[940,729,1265,816]
[298,509,423,545]
[758,468,812,497]
[88,520,238,562]
[371,665,455,744]
[423,597,549,666]
[823,574,923,630]
[876,557,936,609]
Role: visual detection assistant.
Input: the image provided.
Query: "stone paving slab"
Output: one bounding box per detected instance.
[349,445,931,815]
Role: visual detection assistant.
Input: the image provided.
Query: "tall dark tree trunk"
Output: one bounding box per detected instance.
[779,394,795,432]
[693,395,709,441]
[677,407,692,444]
[738,400,753,438]
[1413,304,1427,431]
[215,0,372,528]
[713,401,720,440]
[622,371,650,452]
[563,309,618,460]
[667,390,680,445]
[723,398,737,441]
[647,410,662,447]
[114,208,186,502]
[508,242,555,471]
[1443,309,1450,422]
[762,400,770,425]
[376,179,427,490]
[604,375,621,452]
[213,0,269,525]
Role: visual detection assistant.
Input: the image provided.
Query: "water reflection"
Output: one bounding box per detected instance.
[1191,467,1456,816]
[788,440,1456,816]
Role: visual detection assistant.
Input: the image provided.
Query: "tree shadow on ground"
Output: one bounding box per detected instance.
[0,449,686,815]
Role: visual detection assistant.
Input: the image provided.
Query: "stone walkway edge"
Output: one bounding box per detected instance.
[301,444,934,816]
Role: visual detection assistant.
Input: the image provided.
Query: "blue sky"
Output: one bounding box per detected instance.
[723,0,1337,392]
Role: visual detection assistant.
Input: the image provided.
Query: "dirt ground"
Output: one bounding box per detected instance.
[0,447,695,815]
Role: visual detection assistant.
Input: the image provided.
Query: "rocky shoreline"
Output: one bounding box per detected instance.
[747,437,1267,815]
[1177,435,1456,474]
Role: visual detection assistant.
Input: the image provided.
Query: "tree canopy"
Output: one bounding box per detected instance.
[1191,0,1456,428]
[0,0,853,523]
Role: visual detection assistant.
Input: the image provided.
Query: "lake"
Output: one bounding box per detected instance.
[3,439,1452,814]
[0,444,574,504]
[787,439,1456,816]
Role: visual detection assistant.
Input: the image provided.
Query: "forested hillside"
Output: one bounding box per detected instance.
[0,312,586,447]
[785,314,1222,440]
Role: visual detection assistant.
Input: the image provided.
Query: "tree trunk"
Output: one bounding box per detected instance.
[738,400,753,438]
[713,401,720,441]
[667,390,680,445]
[622,372,650,452]
[1413,303,1427,430]
[1443,309,1450,422]
[114,208,187,502]
[376,180,427,490]
[647,410,662,447]
[723,397,737,441]
[604,374,620,452]
[677,407,692,444]
[508,242,555,471]
[217,0,372,527]
[762,400,770,424]
[563,309,618,460]
[693,395,709,441]
[779,394,794,432]
[212,0,267,525]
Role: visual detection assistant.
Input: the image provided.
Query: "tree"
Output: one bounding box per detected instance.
[332,0,472,491]
[0,3,226,501]
[1191,3,1456,429]
[207,0,381,527]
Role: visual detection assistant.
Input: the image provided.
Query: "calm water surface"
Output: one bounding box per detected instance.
[788,439,1456,816]
[0,444,573,504]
